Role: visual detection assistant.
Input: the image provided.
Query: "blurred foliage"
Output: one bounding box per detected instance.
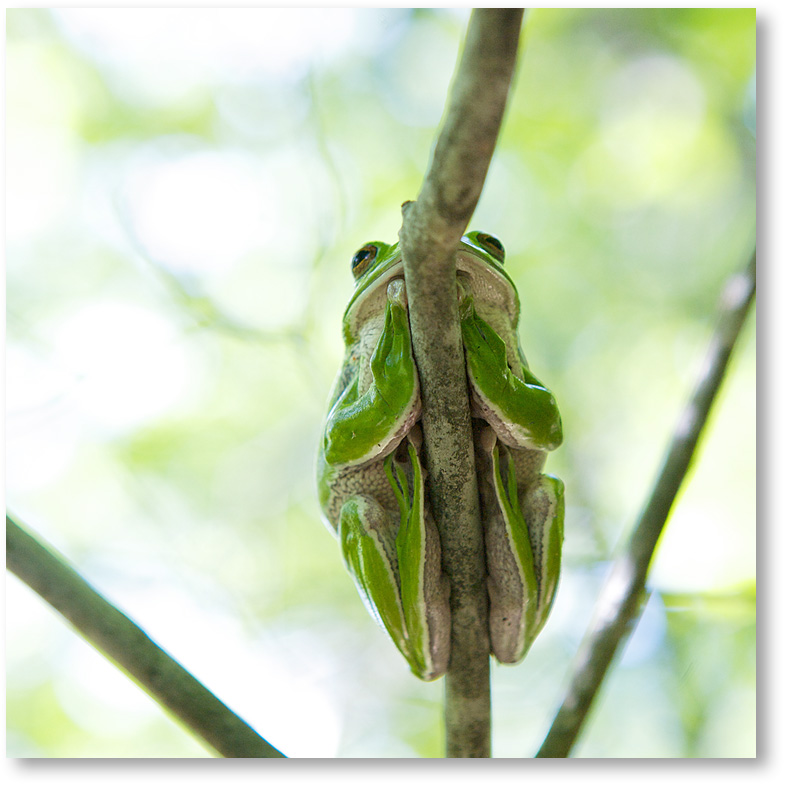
[5,8,755,758]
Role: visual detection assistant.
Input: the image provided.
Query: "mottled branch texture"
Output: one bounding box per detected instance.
[536,250,756,758]
[6,515,286,759]
[398,8,524,758]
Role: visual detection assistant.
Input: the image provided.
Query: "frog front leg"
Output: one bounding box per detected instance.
[339,431,450,681]
[458,282,563,453]
[323,278,420,468]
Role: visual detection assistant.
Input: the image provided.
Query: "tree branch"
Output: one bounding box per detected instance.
[6,514,286,759]
[536,250,756,758]
[398,8,524,758]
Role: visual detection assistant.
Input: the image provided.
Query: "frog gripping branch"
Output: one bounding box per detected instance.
[318,7,532,758]
[317,232,564,681]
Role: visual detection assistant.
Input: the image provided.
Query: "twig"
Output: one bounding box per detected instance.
[398,8,524,758]
[536,250,756,758]
[6,515,286,759]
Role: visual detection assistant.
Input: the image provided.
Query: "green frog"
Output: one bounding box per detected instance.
[317,231,564,680]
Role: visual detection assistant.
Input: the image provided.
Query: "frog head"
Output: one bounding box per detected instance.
[342,231,521,344]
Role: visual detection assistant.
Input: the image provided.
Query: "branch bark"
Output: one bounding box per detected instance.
[536,250,756,758]
[398,8,524,758]
[6,515,286,759]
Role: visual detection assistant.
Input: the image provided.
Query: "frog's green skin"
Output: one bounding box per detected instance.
[317,231,564,681]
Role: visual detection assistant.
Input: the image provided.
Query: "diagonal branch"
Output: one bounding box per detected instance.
[6,514,286,759]
[398,8,524,758]
[536,250,756,758]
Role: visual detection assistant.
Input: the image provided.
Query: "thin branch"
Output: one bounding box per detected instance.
[6,515,286,759]
[536,250,757,758]
[399,8,524,758]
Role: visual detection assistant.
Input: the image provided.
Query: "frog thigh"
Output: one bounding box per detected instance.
[394,437,450,681]
[480,430,564,663]
[519,473,564,642]
[339,494,412,661]
[339,451,450,683]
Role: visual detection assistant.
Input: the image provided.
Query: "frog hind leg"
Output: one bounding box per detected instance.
[519,470,564,644]
[478,427,564,664]
[339,494,412,663]
[339,432,450,681]
[395,431,451,681]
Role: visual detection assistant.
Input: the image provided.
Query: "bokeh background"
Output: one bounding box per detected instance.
[6,8,755,758]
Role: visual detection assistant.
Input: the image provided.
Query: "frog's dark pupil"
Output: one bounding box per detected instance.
[352,250,371,268]
[351,245,378,277]
[478,233,505,262]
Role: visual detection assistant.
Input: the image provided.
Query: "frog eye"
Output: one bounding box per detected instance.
[351,244,379,279]
[475,233,505,264]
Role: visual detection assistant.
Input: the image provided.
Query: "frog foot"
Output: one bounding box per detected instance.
[387,278,407,308]
[457,276,475,320]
